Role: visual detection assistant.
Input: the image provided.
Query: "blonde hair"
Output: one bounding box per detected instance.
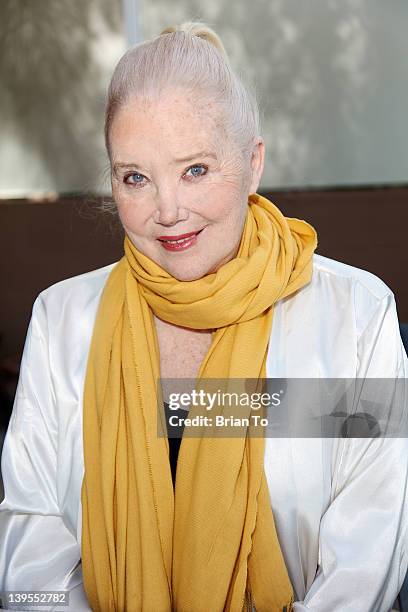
[105,21,260,159]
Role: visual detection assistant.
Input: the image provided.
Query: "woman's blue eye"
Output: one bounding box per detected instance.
[186,164,207,178]
[125,173,145,185]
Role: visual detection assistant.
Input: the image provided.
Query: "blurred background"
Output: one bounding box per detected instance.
[1,0,408,492]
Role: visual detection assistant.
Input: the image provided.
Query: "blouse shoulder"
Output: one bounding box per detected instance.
[312,253,393,301]
[37,261,119,314]
[310,254,396,340]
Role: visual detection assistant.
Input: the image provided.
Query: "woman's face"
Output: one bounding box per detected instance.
[109,91,264,281]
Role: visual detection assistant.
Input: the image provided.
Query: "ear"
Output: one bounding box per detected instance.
[248,138,265,194]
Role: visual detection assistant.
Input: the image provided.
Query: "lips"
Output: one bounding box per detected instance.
[157,230,203,242]
[157,228,204,251]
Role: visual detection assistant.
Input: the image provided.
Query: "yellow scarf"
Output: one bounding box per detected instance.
[81,193,317,611]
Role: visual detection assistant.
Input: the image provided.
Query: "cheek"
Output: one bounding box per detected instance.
[115,200,145,235]
[192,166,248,215]
[200,162,249,220]
[195,180,248,225]
[113,186,150,231]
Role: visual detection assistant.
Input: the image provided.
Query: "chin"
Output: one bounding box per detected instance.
[166,267,210,282]
[161,250,235,281]
[162,259,216,282]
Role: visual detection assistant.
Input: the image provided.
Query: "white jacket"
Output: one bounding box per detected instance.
[0,254,407,612]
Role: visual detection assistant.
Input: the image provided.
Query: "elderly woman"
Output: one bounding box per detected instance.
[1,22,407,612]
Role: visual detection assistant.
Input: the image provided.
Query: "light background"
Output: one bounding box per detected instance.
[1,0,407,196]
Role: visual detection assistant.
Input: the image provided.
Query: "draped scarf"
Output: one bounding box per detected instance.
[81,193,317,611]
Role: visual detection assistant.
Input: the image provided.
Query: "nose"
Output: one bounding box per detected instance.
[153,186,188,225]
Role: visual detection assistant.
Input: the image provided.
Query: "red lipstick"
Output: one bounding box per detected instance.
[157,231,198,241]
[157,229,204,252]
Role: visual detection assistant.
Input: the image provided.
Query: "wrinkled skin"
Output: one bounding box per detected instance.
[109,90,265,281]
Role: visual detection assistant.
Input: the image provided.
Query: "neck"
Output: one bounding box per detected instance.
[153,313,214,335]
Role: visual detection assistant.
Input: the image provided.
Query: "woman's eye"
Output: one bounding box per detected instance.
[185,164,208,179]
[124,172,146,186]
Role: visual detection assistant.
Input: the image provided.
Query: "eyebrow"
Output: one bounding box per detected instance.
[112,150,217,174]
[173,150,217,163]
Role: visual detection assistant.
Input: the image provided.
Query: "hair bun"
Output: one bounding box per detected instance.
[159,21,228,61]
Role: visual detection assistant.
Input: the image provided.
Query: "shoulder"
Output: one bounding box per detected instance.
[269,254,402,377]
[312,253,392,301]
[28,262,120,399]
[309,254,395,338]
[35,261,118,315]
[32,262,118,333]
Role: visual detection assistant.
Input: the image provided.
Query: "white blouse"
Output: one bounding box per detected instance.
[0,254,407,612]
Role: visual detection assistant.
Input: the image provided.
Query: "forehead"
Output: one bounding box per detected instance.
[110,91,225,159]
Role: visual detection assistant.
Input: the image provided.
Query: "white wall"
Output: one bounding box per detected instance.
[140,0,408,189]
[0,0,126,198]
[1,0,407,196]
